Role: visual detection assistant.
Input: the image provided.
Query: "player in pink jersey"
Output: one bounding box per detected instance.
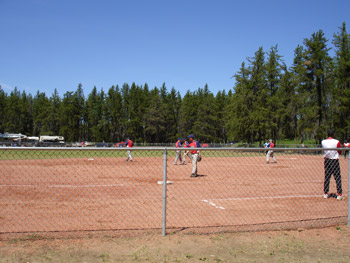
[322,130,343,200]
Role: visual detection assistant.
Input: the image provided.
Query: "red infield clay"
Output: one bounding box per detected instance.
[0,153,348,236]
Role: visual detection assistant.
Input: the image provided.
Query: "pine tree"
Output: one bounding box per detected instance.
[303,30,333,143]
[32,91,51,135]
[215,90,227,143]
[59,91,75,141]
[59,84,85,142]
[193,85,217,142]
[279,66,298,140]
[249,47,269,145]
[5,87,21,133]
[164,87,181,142]
[332,22,350,139]
[86,86,102,141]
[291,45,311,143]
[0,86,6,133]
[49,89,61,136]
[265,45,283,141]
[179,90,199,137]
[144,88,167,143]
[226,62,253,143]
[106,85,123,142]
[121,83,130,139]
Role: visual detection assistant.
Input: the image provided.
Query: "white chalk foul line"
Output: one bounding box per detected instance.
[202,199,226,210]
[204,194,322,202]
[0,184,124,188]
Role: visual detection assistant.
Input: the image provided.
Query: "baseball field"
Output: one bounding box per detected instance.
[0,148,348,237]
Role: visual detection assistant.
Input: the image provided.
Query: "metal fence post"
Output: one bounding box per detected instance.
[162,147,167,236]
[348,155,350,227]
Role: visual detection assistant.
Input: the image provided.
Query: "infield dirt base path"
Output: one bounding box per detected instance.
[0,154,348,234]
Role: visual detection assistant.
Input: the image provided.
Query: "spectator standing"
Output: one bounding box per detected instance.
[322,130,343,200]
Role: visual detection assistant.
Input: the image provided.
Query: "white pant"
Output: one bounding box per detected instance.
[182,151,189,163]
[127,150,132,160]
[266,150,276,162]
[174,150,182,164]
[191,153,199,175]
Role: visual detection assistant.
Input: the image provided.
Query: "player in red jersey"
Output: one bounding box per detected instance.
[188,134,201,177]
[124,137,133,162]
[266,139,277,164]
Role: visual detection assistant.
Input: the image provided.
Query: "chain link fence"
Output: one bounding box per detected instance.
[0,147,349,237]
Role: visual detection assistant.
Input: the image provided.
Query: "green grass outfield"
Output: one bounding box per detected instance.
[0,149,162,160]
[0,148,314,160]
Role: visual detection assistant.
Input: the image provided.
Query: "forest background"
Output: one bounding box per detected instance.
[1,23,349,146]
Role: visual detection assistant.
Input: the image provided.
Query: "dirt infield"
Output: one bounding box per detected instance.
[0,152,348,237]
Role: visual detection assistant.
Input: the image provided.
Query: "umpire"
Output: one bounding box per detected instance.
[322,129,343,200]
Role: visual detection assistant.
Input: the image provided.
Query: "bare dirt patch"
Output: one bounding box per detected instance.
[1,226,350,262]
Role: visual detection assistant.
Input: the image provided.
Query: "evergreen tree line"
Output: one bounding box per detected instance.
[0,23,349,144]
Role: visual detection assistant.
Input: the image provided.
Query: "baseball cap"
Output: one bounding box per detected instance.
[188,134,195,139]
[177,137,181,140]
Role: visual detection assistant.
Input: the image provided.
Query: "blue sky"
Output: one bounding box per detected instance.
[1,0,349,97]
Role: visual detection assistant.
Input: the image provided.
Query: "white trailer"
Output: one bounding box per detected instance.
[39,135,65,143]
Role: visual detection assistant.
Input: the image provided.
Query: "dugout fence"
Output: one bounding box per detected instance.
[0,147,349,238]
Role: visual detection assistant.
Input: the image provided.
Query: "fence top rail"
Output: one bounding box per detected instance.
[0,146,348,152]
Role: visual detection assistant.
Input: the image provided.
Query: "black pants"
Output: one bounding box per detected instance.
[324,158,342,195]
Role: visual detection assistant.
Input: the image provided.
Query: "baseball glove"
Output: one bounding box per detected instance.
[197,156,202,162]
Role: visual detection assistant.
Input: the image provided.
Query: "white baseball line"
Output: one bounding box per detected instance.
[202,194,322,210]
[204,194,322,202]
[0,184,124,188]
[202,199,226,210]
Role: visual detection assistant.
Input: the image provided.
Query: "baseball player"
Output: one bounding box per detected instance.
[263,141,269,155]
[322,129,343,200]
[188,134,201,177]
[174,138,183,165]
[181,138,189,165]
[266,139,277,164]
[344,140,349,159]
[124,137,133,162]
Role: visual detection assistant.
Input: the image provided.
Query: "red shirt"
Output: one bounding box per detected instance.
[176,141,181,148]
[270,142,275,148]
[189,140,200,154]
[127,140,133,148]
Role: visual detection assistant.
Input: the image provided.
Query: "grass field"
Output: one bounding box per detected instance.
[0,147,322,160]
[0,149,164,160]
